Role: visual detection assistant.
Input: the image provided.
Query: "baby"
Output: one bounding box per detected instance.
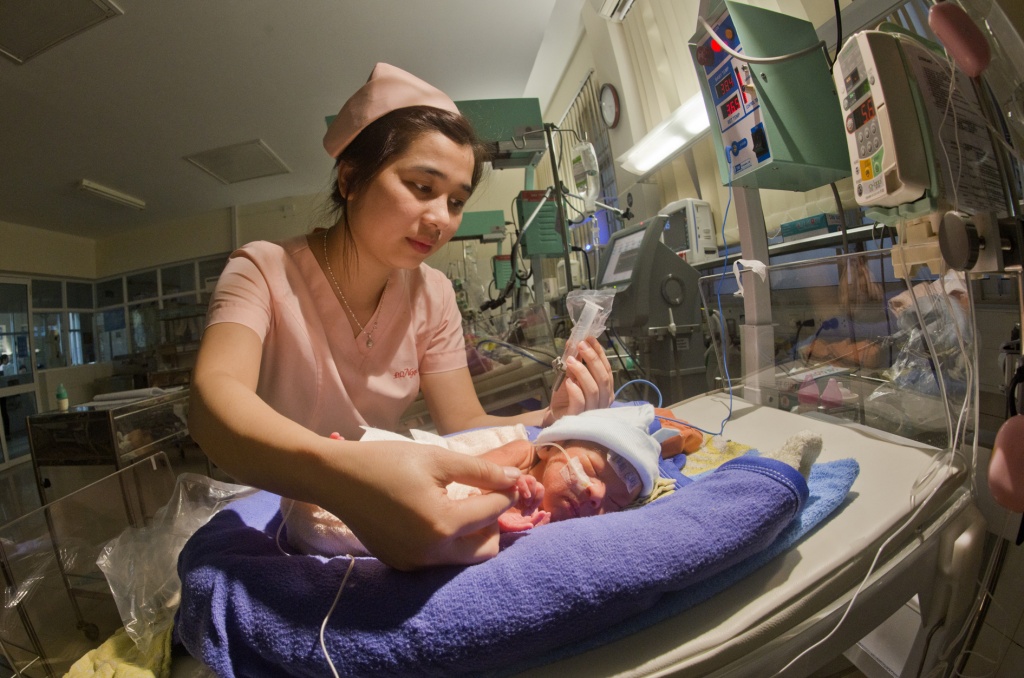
[488,404,684,532]
[280,405,821,557]
[282,405,683,556]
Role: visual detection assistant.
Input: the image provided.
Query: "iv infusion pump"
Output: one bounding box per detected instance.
[833,32,930,208]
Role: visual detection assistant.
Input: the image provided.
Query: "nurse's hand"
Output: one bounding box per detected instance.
[545,336,614,423]
[331,442,521,571]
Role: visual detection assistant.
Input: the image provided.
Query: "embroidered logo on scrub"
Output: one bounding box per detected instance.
[393,367,418,379]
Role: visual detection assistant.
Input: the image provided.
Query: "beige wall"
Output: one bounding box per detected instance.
[0,220,97,279]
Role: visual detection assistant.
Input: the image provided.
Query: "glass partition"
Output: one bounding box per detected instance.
[700,248,976,450]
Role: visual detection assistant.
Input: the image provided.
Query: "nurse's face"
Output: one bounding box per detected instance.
[342,131,474,272]
[536,440,637,521]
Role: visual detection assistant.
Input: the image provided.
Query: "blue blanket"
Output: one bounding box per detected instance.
[176,457,858,678]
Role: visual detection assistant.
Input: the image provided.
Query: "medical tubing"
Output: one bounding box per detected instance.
[614,379,663,408]
[474,337,554,366]
[321,557,357,678]
[778,276,979,677]
[707,151,736,438]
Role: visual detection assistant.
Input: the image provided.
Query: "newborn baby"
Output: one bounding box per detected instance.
[280,405,822,557]
[281,405,680,556]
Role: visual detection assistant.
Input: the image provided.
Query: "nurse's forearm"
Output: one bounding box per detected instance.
[188,370,343,503]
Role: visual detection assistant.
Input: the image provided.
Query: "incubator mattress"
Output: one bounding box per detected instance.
[514,394,966,677]
[175,397,863,678]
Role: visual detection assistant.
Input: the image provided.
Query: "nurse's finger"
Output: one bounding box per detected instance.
[578,338,614,406]
[440,450,523,493]
[446,489,520,535]
[565,355,601,410]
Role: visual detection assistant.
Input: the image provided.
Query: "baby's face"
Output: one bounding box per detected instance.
[536,440,638,521]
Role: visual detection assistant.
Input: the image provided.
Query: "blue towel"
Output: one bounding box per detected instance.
[176,457,857,678]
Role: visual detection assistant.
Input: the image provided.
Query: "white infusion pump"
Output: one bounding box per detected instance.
[833,31,930,208]
[660,198,717,263]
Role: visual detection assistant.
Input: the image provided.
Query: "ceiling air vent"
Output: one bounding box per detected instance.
[0,0,123,65]
[185,139,291,185]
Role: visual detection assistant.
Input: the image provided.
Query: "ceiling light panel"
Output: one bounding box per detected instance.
[0,0,123,65]
[185,139,292,185]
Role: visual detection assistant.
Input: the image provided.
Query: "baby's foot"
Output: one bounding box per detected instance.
[761,431,822,479]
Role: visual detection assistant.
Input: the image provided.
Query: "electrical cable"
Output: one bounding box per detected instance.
[832,0,843,73]
[481,187,554,312]
[697,15,832,68]
[614,379,663,407]
[320,557,357,678]
[775,265,978,677]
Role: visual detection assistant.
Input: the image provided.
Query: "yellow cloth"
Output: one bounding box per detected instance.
[63,626,172,678]
[681,435,753,476]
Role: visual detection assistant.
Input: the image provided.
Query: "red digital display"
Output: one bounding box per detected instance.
[852,97,876,128]
[715,72,735,99]
[720,95,741,118]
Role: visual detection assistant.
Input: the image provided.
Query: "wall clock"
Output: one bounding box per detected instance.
[599,83,620,129]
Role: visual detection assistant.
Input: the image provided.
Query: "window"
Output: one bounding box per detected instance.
[67,282,94,309]
[69,312,95,365]
[126,270,158,302]
[161,263,196,296]
[32,312,66,369]
[32,279,62,309]
[97,278,124,306]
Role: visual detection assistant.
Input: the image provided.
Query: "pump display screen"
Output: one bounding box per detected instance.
[852,97,876,129]
[720,94,741,119]
[599,229,645,286]
[714,72,736,99]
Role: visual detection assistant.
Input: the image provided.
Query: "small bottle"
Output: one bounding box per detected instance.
[56,383,69,412]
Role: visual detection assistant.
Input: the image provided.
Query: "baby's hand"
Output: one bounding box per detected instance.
[497,476,551,533]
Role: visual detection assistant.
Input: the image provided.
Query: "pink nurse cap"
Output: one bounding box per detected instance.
[323,62,461,158]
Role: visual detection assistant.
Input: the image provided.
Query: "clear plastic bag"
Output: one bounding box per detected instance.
[96,473,254,655]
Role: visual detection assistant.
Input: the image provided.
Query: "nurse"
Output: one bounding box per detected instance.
[188,63,613,571]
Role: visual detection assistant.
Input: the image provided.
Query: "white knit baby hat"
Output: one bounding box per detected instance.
[534,404,662,498]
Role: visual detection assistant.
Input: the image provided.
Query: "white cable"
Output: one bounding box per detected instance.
[320,557,357,678]
[697,16,830,66]
[775,265,977,675]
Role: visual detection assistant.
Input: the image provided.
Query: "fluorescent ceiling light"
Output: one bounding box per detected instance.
[618,94,710,176]
[78,179,146,210]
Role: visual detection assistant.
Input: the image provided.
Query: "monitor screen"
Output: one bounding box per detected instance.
[599,228,646,287]
[663,210,690,252]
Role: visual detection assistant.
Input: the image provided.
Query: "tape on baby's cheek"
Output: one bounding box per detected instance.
[608,452,642,496]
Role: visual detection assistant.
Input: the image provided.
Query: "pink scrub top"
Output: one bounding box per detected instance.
[205,233,468,439]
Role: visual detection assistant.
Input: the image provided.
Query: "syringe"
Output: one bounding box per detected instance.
[552,299,601,393]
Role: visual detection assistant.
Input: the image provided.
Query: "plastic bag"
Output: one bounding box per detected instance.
[864,271,973,444]
[96,473,254,655]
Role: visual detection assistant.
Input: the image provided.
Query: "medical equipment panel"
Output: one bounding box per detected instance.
[660,198,716,263]
[598,221,706,403]
[517,190,563,257]
[691,1,850,191]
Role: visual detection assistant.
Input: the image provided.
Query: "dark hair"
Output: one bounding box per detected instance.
[325,106,491,267]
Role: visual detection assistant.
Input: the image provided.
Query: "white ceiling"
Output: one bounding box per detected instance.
[0,0,587,240]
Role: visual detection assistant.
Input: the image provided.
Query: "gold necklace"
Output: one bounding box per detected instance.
[322,229,389,348]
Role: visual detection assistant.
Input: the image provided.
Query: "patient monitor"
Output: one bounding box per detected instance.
[598,219,706,403]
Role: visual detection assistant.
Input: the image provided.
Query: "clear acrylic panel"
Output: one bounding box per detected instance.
[0,453,178,677]
[699,248,976,450]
